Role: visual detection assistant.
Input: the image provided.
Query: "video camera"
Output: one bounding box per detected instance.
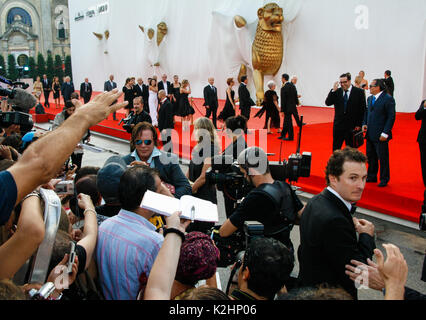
[0,109,34,134]
[206,116,311,203]
[118,111,135,133]
[0,76,34,134]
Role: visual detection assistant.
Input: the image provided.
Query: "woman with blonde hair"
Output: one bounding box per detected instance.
[358,70,369,90]
[32,76,43,103]
[186,117,220,233]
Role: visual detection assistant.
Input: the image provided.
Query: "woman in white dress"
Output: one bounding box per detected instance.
[148,78,159,127]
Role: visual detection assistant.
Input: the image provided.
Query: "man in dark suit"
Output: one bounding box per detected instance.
[203,77,219,128]
[158,74,172,101]
[325,73,367,151]
[158,90,175,153]
[42,74,51,108]
[104,74,118,120]
[384,70,394,97]
[238,76,255,120]
[298,147,376,299]
[80,78,93,104]
[362,79,396,187]
[279,74,303,141]
[134,78,149,113]
[415,100,426,188]
[61,76,75,102]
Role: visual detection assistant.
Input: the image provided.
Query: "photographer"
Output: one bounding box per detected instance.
[219,147,304,252]
[221,115,248,218]
[123,97,152,134]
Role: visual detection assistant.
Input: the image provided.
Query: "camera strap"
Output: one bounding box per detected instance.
[29,188,62,284]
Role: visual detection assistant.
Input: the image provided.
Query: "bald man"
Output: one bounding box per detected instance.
[203,77,219,128]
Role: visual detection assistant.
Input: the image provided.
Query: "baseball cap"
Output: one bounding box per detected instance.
[97,156,127,203]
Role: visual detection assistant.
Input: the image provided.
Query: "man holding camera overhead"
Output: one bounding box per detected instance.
[219,147,304,252]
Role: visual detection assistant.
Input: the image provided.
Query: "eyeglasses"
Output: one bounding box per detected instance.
[370,84,377,87]
[135,139,153,146]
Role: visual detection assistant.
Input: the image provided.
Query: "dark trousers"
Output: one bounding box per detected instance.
[206,107,217,128]
[420,142,426,187]
[366,138,390,183]
[333,128,355,151]
[83,95,91,104]
[44,91,50,107]
[280,110,302,139]
[240,106,251,120]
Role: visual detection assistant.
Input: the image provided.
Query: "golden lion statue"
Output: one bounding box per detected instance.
[235,3,284,105]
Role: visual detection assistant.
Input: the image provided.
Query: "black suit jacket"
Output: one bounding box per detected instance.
[384,77,394,97]
[325,86,366,131]
[42,79,51,92]
[80,82,92,99]
[158,81,172,96]
[415,100,426,144]
[203,85,218,110]
[158,99,175,132]
[238,83,255,110]
[363,92,396,142]
[134,83,149,107]
[298,189,376,299]
[61,82,75,101]
[104,80,117,92]
[281,82,299,113]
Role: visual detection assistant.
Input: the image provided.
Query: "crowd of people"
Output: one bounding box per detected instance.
[0,65,424,302]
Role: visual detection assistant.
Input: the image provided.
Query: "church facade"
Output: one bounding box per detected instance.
[0,0,71,66]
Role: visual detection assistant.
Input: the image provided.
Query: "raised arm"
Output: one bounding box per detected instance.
[0,194,45,279]
[8,90,127,206]
[144,212,190,300]
[75,194,98,270]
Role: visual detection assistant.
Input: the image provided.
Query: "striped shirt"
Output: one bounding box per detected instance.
[96,209,163,300]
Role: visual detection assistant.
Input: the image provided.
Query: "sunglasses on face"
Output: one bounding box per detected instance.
[135,139,153,146]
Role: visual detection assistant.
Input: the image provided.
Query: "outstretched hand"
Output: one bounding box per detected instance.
[76,89,128,127]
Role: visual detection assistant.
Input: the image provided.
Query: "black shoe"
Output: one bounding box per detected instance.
[366,178,377,183]
[278,136,285,140]
[378,181,388,187]
[283,138,294,141]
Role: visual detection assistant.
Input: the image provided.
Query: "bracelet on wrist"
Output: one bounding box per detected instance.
[163,227,185,242]
[83,208,96,215]
[22,191,41,202]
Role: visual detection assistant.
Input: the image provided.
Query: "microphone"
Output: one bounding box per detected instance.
[7,88,37,113]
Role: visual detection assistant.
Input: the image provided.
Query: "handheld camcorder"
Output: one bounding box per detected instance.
[118,111,135,133]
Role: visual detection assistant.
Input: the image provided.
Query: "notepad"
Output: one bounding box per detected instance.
[140,191,219,223]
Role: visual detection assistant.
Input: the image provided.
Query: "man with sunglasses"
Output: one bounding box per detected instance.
[326,73,366,151]
[122,122,191,199]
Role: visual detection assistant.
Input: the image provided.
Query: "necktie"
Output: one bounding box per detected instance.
[350,205,357,215]
[371,96,376,106]
[343,90,349,113]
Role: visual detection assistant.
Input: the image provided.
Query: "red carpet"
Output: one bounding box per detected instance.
[32,93,423,224]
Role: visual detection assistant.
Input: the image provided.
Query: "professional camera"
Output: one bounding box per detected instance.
[0,86,15,99]
[0,108,34,134]
[118,111,135,133]
[211,221,264,268]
